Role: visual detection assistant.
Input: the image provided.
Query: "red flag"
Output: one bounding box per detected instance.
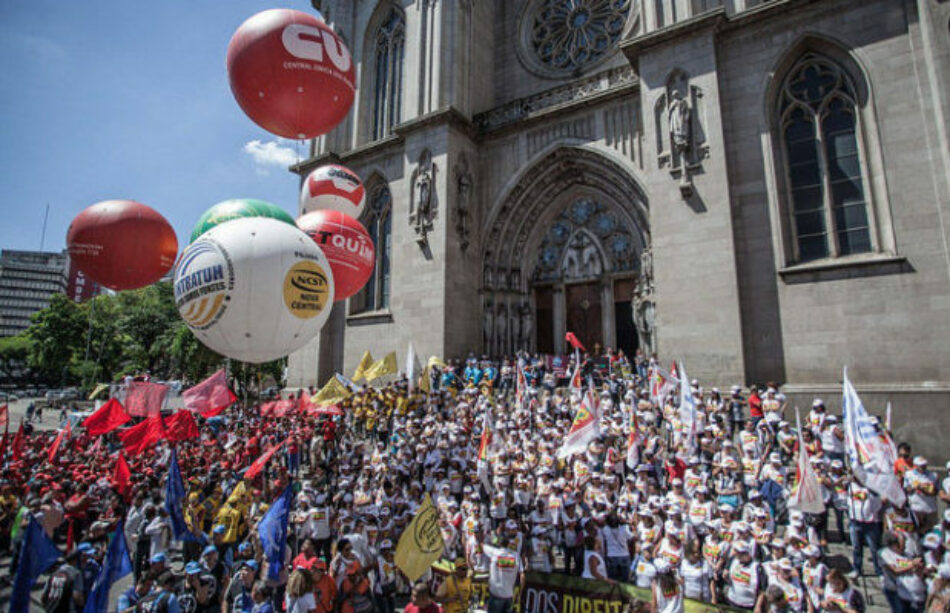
[48,422,71,464]
[165,411,199,443]
[11,422,24,461]
[82,398,131,436]
[564,331,586,352]
[296,390,311,414]
[244,441,285,481]
[112,453,132,497]
[182,369,236,417]
[260,399,293,418]
[0,405,8,430]
[125,381,168,417]
[119,416,167,455]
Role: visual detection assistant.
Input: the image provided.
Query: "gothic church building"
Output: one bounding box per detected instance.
[288,0,950,458]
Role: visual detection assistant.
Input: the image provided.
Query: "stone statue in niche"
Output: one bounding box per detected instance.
[518,301,533,352]
[632,247,656,356]
[454,154,473,252]
[495,303,508,357]
[409,149,436,247]
[482,300,494,354]
[669,90,691,154]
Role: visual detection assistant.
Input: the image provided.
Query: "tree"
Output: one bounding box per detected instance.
[0,334,34,385]
[26,293,86,385]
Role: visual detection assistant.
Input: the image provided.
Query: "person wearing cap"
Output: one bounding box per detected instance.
[435,558,472,613]
[818,417,845,465]
[904,456,938,534]
[800,546,828,612]
[373,542,397,613]
[200,544,226,600]
[225,559,259,613]
[117,574,154,613]
[649,557,683,613]
[311,560,337,613]
[846,479,883,578]
[764,558,805,613]
[724,540,764,609]
[180,560,219,613]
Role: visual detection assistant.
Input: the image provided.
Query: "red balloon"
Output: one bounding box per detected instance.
[227,9,356,139]
[296,211,374,301]
[67,200,178,291]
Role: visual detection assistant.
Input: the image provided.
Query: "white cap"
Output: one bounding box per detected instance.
[812,398,824,407]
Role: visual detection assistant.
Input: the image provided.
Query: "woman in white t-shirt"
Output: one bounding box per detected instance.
[879,532,926,613]
[631,543,658,589]
[652,559,684,613]
[679,545,714,602]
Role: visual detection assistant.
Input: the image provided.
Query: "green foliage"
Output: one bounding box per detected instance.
[17,283,288,390]
[0,334,34,383]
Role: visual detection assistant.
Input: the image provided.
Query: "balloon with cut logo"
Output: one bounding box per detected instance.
[174,217,334,363]
[66,200,178,290]
[299,164,366,218]
[189,199,295,243]
[227,8,356,139]
[297,210,374,300]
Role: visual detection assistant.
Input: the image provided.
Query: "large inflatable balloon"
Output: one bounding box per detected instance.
[67,200,178,290]
[299,164,366,218]
[174,217,334,363]
[227,9,356,139]
[297,210,374,301]
[190,199,295,243]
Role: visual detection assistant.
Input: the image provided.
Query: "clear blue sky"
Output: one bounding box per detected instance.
[0,2,321,254]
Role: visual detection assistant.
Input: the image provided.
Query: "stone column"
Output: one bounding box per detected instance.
[601,279,615,351]
[553,285,566,355]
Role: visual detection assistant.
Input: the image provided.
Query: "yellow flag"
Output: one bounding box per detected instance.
[311,377,352,407]
[88,383,110,400]
[394,494,445,582]
[353,350,375,382]
[427,356,447,370]
[364,351,397,381]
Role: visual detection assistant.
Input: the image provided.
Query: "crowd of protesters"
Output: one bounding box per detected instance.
[3,349,949,613]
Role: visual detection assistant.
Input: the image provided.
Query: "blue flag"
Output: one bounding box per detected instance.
[83,521,132,613]
[165,447,200,542]
[10,516,62,612]
[258,484,293,581]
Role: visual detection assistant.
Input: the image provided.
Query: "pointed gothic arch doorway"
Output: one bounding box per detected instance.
[481,146,654,358]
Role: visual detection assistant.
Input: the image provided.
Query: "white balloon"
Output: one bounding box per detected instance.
[299,164,366,218]
[174,217,334,363]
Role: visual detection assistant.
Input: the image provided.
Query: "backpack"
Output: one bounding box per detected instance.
[42,567,74,613]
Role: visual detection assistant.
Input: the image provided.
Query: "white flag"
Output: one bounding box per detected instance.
[677,362,697,453]
[406,342,418,392]
[557,388,600,459]
[842,368,906,507]
[788,409,826,514]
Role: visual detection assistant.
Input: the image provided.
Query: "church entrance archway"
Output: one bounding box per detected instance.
[481,146,653,358]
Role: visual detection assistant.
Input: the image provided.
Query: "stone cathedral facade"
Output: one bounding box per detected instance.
[287,0,950,457]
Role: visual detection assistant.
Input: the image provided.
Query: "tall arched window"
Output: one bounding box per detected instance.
[353,186,392,313]
[372,8,405,141]
[779,53,872,262]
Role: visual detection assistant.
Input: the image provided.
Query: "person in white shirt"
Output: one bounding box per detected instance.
[904,456,938,534]
[679,544,714,602]
[601,512,633,582]
[847,482,883,578]
[651,559,683,613]
[879,532,927,613]
[482,535,523,613]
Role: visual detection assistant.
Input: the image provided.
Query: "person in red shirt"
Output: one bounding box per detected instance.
[403,582,442,613]
[894,442,913,476]
[748,385,763,427]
